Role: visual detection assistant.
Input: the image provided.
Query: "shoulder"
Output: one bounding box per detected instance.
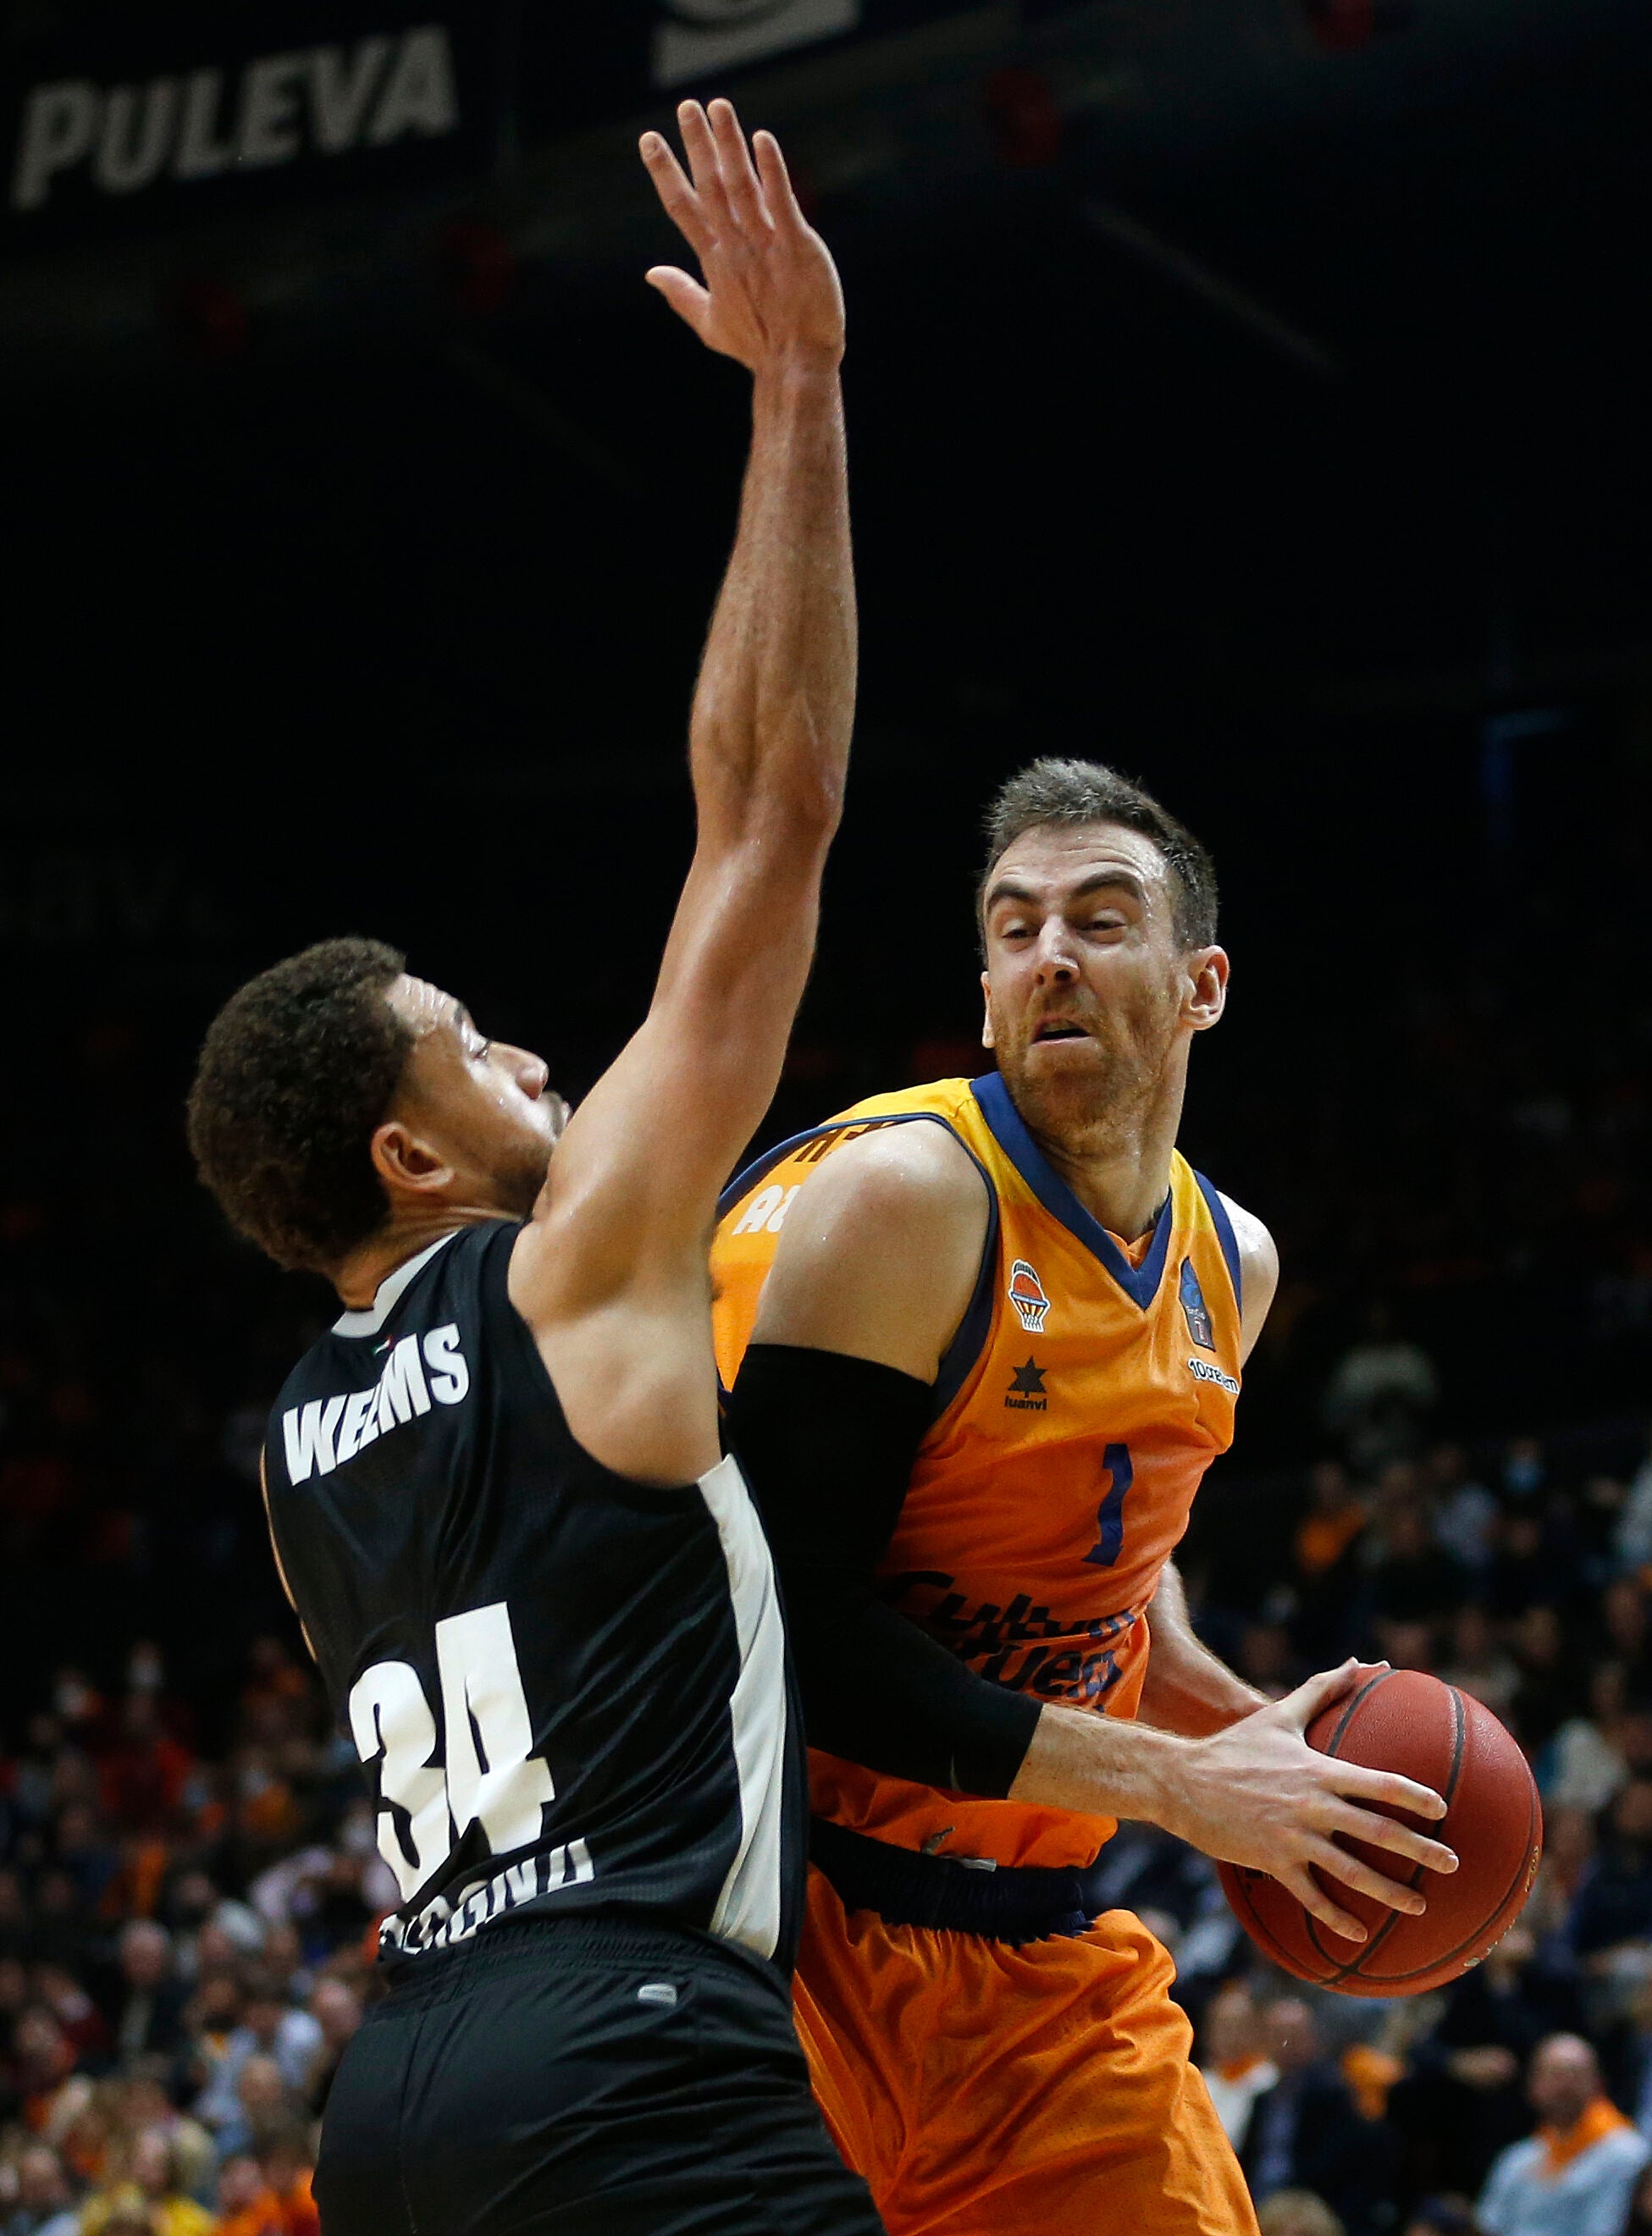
[799,1114,989,1230]
[753,1116,991,1379]
[1212,1188,1279,1358]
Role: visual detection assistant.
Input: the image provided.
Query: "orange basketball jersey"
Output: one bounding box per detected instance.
[711,1072,1245,1872]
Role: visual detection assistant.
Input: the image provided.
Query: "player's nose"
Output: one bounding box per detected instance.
[505,1045,550,1097]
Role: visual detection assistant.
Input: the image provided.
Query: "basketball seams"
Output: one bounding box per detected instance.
[1220,1675,1543,1996]
[1306,1676,1467,1987]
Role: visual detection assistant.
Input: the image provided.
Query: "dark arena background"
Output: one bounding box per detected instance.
[3,2,1650,2230]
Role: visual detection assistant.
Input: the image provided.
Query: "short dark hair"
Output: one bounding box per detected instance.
[979,757,1218,948]
[187,936,412,1273]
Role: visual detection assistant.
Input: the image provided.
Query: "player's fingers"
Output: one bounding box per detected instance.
[638,132,713,255]
[1278,1658,1362,1731]
[677,101,735,232]
[1327,1803,1458,1876]
[1330,1760,1449,1822]
[752,130,807,231]
[1307,1836,1427,1917]
[644,267,712,335]
[1279,1864,1367,1944]
[708,97,768,233]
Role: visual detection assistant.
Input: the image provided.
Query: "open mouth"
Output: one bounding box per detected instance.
[1033,1022,1088,1043]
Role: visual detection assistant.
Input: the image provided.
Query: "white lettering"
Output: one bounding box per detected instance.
[309,38,390,152]
[348,1661,448,1902]
[367,26,458,146]
[765,1184,800,1234]
[93,79,177,195]
[281,1394,347,1483]
[375,1333,431,1432]
[237,52,305,167]
[733,1184,784,1236]
[173,70,232,179]
[437,1603,555,1852]
[11,81,101,211]
[423,1324,469,1405]
[334,1387,378,1466]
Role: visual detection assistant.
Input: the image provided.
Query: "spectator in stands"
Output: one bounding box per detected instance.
[191,1968,318,2145]
[1571,1780,1652,1985]
[1439,1606,1522,1720]
[214,2150,286,2236]
[104,1921,190,2073]
[1322,1304,1438,1474]
[1478,2034,1649,2236]
[0,2144,80,2236]
[301,1977,361,2115]
[1257,2194,1346,2236]
[1201,1981,1279,2153]
[1543,1665,1633,1818]
[1367,1499,1469,1653]
[1392,1925,1568,2200]
[1432,1444,1500,1576]
[1243,1996,1395,2236]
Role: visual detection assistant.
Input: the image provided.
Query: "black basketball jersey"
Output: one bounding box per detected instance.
[262,1220,805,1973]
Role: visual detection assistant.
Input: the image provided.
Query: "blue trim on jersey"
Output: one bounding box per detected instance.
[1192,1171,1244,1317]
[717,1106,999,1422]
[969,1071,1173,1312]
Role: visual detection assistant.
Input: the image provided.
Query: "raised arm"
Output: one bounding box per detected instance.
[510,100,853,1482]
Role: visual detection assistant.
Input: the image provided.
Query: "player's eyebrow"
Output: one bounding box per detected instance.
[1064,869,1147,906]
[981,876,1039,915]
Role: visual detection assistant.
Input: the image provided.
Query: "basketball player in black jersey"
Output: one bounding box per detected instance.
[187,101,881,2236]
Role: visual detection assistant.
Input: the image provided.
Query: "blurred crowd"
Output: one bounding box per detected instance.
[1160,1395,1652,2236]
[0,1637,387,2234]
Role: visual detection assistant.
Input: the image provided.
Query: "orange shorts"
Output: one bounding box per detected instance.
[794,1868,1257,2236]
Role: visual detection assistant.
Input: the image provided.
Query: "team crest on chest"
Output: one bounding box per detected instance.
[1179,1256,1215,1351]
[1007,1259,1051,1333]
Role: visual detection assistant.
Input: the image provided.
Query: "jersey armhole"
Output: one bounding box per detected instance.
[928,1131,999,1422]
[717,1112,998,1422]
[1191,1171,1244,1317]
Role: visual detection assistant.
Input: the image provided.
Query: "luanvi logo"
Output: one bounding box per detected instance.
[1005,1358,1047,1412]
[651,0,860,91]
[10,25,459,213]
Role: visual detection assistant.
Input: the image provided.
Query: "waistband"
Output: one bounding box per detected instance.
[809,1818,1108,1945]
[376,1910,784,2008]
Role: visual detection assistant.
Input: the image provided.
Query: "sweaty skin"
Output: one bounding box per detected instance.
[749,818,1457,1941]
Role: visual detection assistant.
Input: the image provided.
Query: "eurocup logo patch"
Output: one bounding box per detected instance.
[1008,1259,1051,1333]
[1180,1256,1215,1351]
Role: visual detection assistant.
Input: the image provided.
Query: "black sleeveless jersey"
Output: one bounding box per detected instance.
[262,1221,805,1973]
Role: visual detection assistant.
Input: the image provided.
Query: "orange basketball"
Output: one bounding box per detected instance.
[1218,1668,1543,1996]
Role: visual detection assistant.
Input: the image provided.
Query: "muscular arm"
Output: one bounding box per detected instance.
[1135,1198,1279,1734]
[1136,1560,1266,1736]
[509,101,854,1483]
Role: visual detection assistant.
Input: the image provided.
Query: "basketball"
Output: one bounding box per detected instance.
[1218,1669,1543,1997]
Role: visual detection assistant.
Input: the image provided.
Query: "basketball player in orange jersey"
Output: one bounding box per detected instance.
[710,759,1460,2236]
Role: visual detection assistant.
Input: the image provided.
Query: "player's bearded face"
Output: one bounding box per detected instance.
[388,979,566,1220]
[978,825,1213,1147]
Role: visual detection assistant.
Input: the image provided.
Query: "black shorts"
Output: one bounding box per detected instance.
[313,1913,884,2236]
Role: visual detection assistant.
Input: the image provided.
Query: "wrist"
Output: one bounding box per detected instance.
[752,343,843,392]
[1136,1724,1206,1842]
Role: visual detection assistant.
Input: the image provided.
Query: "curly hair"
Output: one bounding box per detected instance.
[187,937,413,1273]
[979,757,1218,950]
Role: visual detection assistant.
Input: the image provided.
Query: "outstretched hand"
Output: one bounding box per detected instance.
[639,98,844,373]
[1163,1659,1459,1943]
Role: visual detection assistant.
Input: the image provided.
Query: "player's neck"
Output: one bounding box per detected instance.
[332,1206,489,1310]
[1026,1069,1185,1241]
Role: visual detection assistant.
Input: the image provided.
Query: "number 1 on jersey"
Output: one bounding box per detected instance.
[1083,1443,1133,1567]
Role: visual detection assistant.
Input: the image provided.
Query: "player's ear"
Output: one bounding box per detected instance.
[1185,947,1229,1033]
[980,970,995,1052]
[369,1119,455,1199]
